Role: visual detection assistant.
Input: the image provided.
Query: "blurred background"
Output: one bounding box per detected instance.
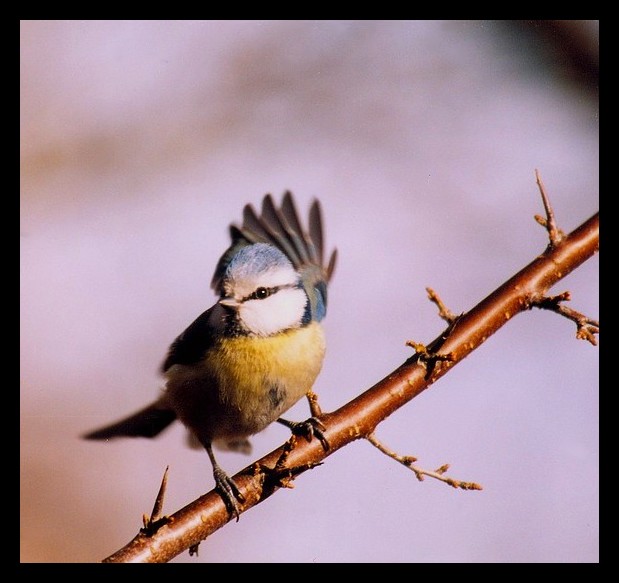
[20,20,598,563]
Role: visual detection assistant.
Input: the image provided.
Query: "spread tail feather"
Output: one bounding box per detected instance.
[83,402,176,440]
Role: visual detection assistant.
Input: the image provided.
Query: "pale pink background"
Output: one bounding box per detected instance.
[21,20,599,563]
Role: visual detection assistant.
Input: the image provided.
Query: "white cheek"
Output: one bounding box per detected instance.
[240,288,307,336]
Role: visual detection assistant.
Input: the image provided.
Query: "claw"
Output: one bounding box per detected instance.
[204,441,246,521]
[278,417,330,451]
[213,465,245,521]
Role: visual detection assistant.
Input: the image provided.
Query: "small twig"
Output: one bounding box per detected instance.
[255,434,324,492]
[405,338,456,382]
[366,433,482,491]
[405,340,454,366]
[141,466,171,536]
[534,169,565,247]
[306,390,324,417]
[529,170,598,344]
[531,291,599,345]
[426,287,458,324]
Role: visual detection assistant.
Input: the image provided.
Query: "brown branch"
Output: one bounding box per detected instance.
[102,208,599,563]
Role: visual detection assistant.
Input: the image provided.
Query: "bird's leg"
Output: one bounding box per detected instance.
[277,391,329,451]
[204,441,245,521]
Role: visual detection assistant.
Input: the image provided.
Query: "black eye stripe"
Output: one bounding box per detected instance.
[243,283,297,303]
[246,286,276,302]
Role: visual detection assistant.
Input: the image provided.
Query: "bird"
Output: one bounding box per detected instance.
[83,192,337,518]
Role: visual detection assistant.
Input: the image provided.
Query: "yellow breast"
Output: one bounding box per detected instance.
[196,321,326,436]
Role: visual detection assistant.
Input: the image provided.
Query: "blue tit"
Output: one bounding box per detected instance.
[83,192,337,517]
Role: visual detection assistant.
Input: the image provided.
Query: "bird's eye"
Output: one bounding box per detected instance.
[254,287,271,300]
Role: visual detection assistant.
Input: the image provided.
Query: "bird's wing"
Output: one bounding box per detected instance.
[210,192,337,294]
[160,305,219,372]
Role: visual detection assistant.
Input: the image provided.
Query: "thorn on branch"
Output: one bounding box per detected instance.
[426,287,459,324]
[366,433,482,491]
[534,169,565,247]
[252,435,324,494]
[141,466,172,536]
[406,339,455,380]
[530,291,599,346]
[406,340,454,364]
[274,434,299,474]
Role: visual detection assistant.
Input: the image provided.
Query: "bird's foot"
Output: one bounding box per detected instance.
[277,416,330,452]
[213,465,245,521]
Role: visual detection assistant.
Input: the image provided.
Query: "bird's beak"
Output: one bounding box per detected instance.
[219,297,240,308]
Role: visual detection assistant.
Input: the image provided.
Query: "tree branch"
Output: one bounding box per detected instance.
[102,193,599,563]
